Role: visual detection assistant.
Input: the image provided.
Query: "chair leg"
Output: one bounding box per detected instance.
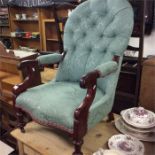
[16,108,25,133]
[72,139,83,155]
[107,112,114,122]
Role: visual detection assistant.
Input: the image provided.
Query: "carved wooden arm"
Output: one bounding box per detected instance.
[13,52,67,104]
[73,55,120,138]
[77,55,120,111]
[13,60,41,96]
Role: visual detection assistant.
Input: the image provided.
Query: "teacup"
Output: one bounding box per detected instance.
[15,14,21,20]
[21,14,27,20]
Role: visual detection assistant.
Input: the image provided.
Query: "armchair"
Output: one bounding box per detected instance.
[13,0,133,154]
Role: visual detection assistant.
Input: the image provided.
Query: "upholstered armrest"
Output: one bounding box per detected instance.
[95,61,118,77]
[80,61,118,89]
[37,53,63,65]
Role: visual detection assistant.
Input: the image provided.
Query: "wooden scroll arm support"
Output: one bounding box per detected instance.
[12,60,41,104]
[73,55,120,139]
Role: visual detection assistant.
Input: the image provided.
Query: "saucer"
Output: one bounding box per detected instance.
[115,117,155,142]
[93,148,124,155]
[108,134,144,155]
[121,107,155,129]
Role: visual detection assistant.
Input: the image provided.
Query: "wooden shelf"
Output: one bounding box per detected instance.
[0,24,9,27]
[12,37,40,40]
[0,35,11,38]
[13,19,38,22]
[46,38,58,42]
[116,91,135,100]
[0,17,8,19]
[43,19,55,23]
[120,70,137,75]
[0,7,12,49]
[127,45,140,51]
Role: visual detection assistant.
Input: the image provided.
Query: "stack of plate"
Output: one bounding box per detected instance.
[115,107,155,142]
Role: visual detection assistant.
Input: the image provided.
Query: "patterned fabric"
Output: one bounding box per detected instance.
[16,0,133,130]
[16,81,105,129]
[95,61,118,77]
[56,0,133,83]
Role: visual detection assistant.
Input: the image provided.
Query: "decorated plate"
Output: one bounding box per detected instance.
[121,107,155,129]
[115,117,155,142]
[93,148,124,155]
[108,134,144,155]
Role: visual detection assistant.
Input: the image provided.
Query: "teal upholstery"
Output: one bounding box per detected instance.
[37,53,63,65]
[16,81,106,129]
[95,61,118,77]
[56,0,133,83]
[16,0,133,131]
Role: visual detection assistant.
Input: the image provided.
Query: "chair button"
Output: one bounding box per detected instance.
[99,33,104,39]
[82,32,87,38]
[87,47,92,52]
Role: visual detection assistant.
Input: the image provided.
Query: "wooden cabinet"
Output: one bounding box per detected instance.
[0,7,12,48]
[42,19,60,51]
[41,7,69,52]
[42,18,65,52]
[114,0,145,113]
[8,6,73,52]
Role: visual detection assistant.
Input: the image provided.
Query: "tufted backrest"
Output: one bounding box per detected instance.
[56,0,133,94]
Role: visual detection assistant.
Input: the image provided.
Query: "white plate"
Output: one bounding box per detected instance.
[108,134,144,155]
[93,148,124,155]
[115,117,155,142]
[121,107,155,129]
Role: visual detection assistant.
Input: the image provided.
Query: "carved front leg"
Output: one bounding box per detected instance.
[72,139,83,155]
[16,108,25,133]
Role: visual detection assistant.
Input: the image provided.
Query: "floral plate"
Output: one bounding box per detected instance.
[121,107,155,129]
[108,134,144,155]
[115,117,155,142]
[93,148,124,155]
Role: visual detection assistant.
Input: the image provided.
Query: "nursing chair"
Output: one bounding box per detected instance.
[13,0,133,154]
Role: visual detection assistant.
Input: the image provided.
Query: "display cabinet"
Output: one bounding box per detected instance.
[0,7,12,48]
[114,0,146,113]
[9,7,42,51]
[41,5,74,53]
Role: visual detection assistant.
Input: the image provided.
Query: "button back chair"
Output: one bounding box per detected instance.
[13,0,133,154]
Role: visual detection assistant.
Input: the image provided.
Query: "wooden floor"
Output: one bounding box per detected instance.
[11,118,155,155]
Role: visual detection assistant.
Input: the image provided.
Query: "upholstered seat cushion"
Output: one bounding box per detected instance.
[16,81,109,130]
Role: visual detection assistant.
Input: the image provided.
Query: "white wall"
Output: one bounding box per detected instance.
[128,5,155,58]
[128,14,155,58]
[144,28,155,57]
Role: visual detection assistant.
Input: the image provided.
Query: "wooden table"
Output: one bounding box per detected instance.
[11,116,155,155]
